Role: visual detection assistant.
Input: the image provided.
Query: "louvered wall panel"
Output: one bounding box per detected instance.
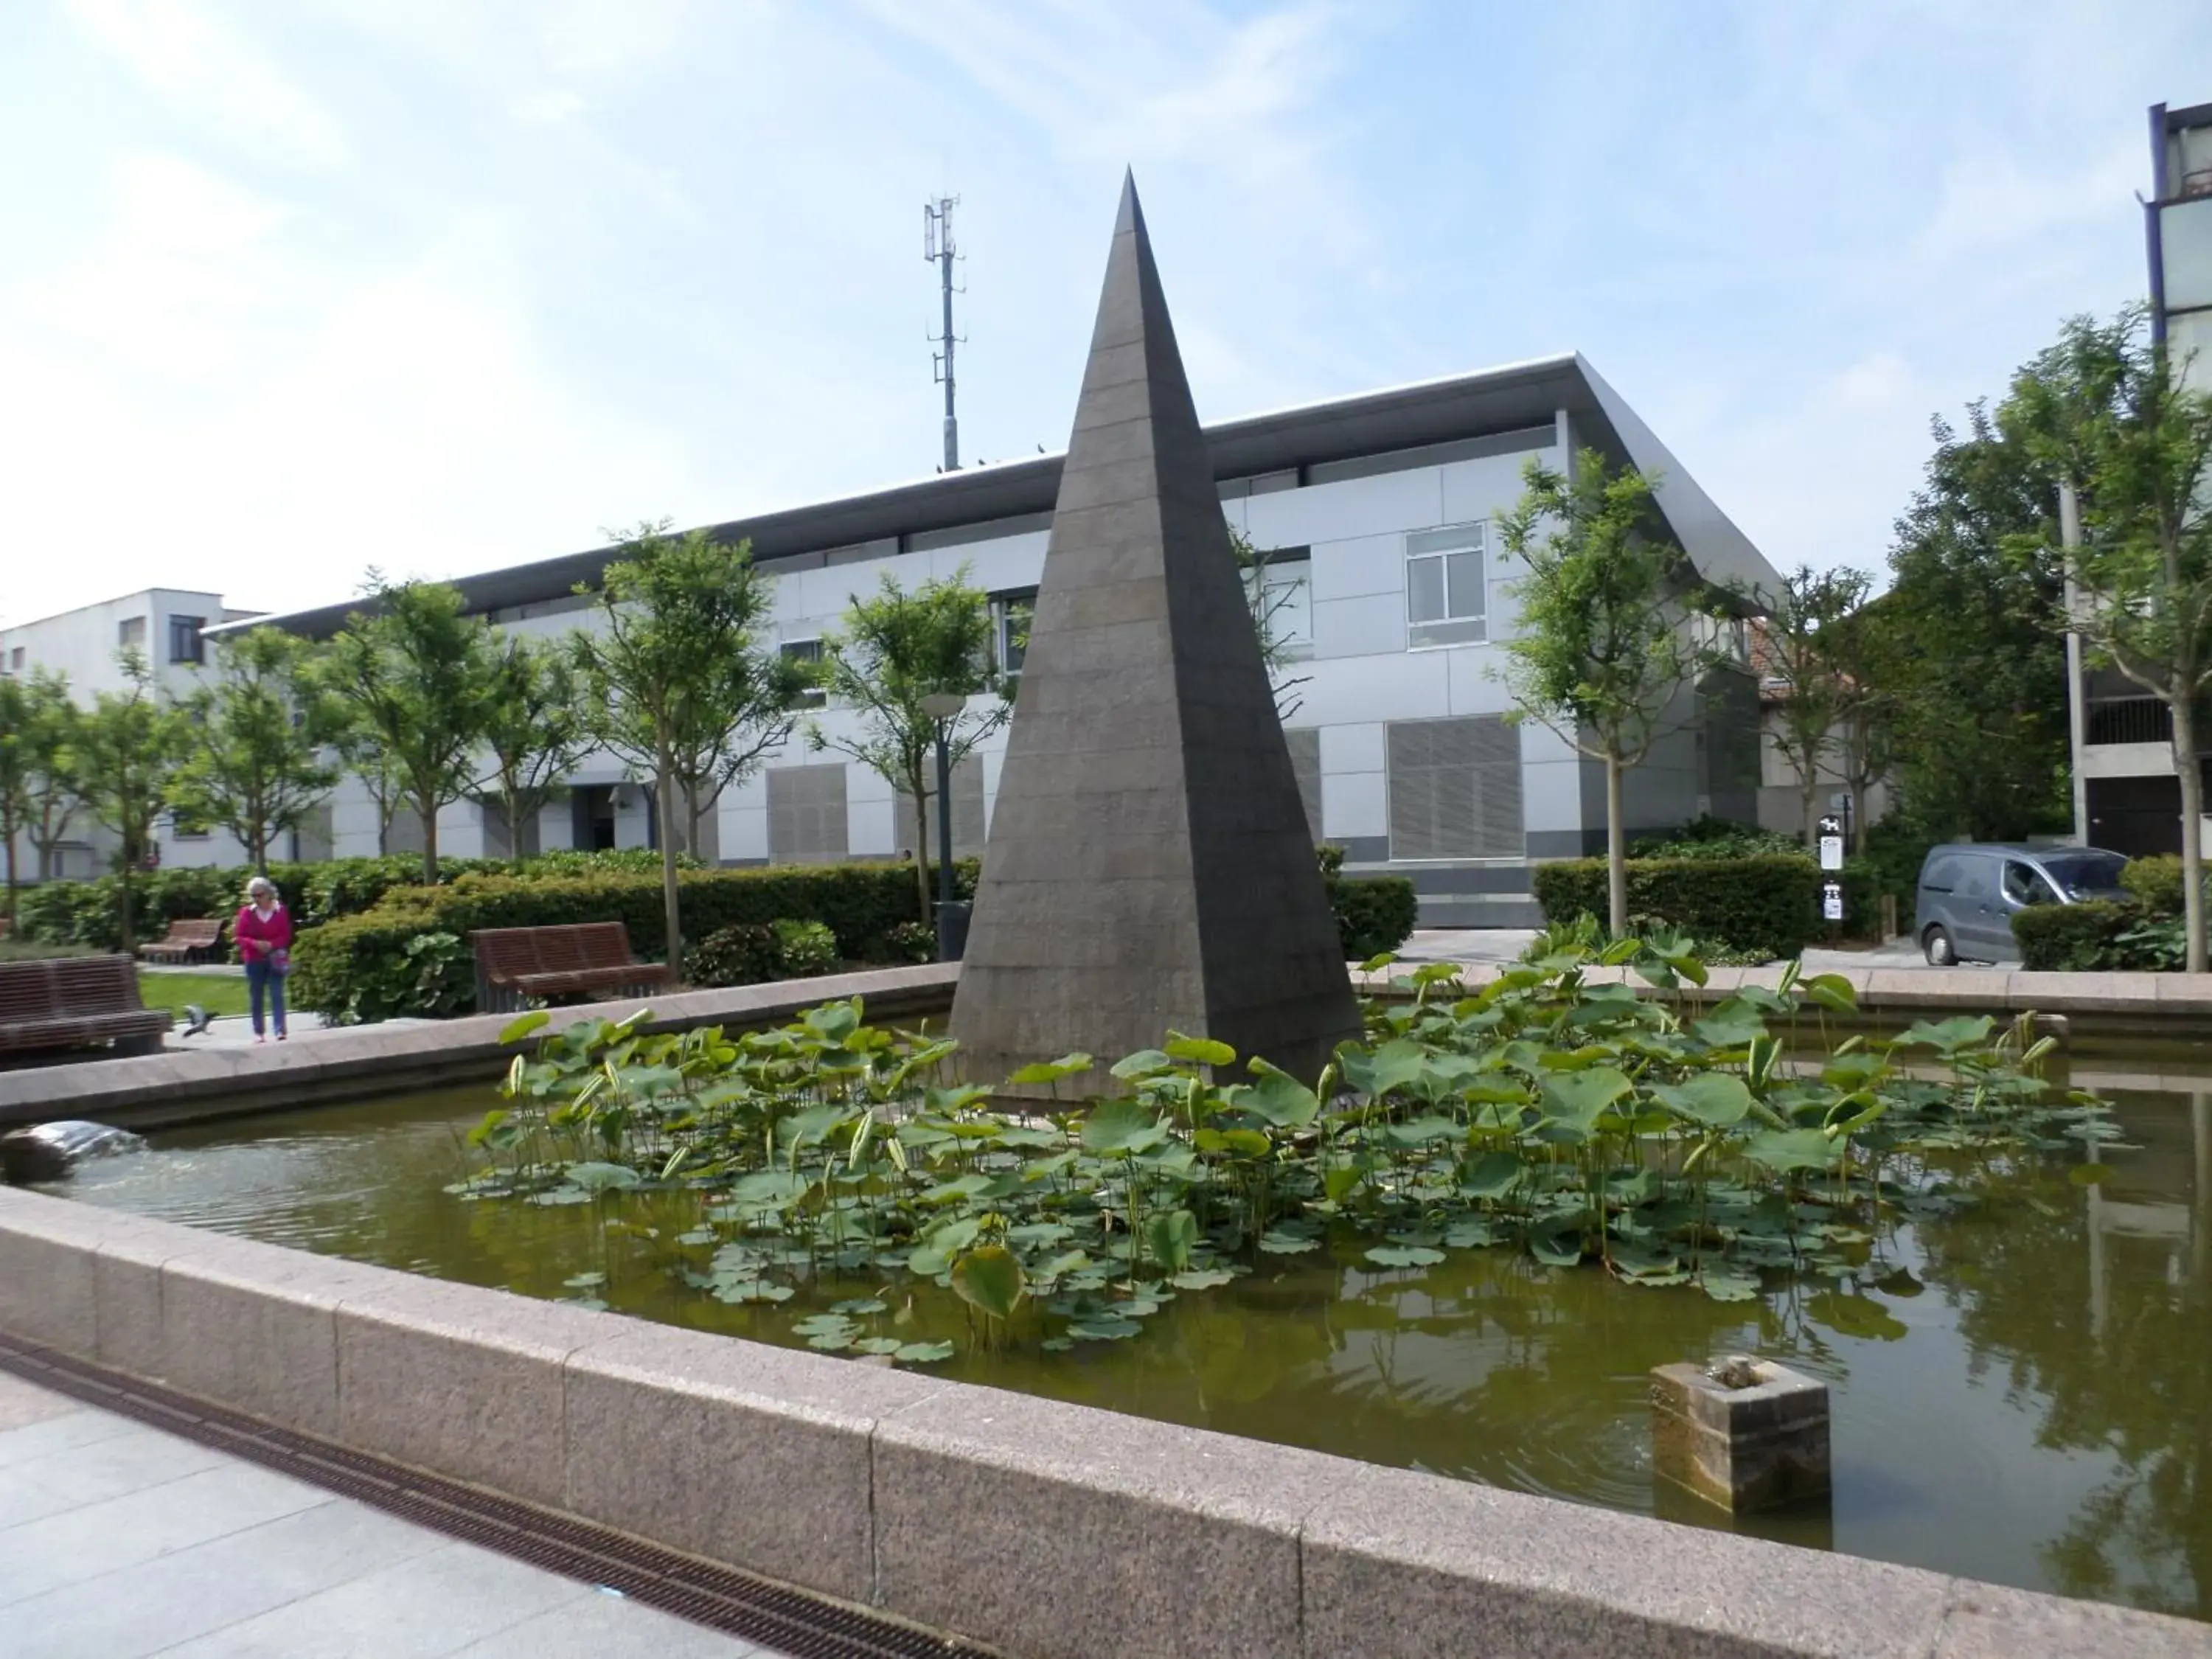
[1387,717,1522,859]
[767,764,849,864]
[1284,728,1324,841]
[895,755,988,858]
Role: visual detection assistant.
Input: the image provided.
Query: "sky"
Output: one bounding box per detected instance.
[1,0,2206,627]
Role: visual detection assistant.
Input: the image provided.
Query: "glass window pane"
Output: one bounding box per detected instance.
[1444,552,1484,620]
[1264,560,1312,644]
[1408,557,1445,624]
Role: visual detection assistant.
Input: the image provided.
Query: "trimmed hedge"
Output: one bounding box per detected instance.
[11,849,717,952]
[1330,874,1417,960]
[293,855,1421,1024]
[2011,900,2185,972]
[1532,855,1824,959]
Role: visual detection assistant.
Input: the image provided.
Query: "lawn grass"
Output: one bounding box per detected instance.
[136,970,251,1019]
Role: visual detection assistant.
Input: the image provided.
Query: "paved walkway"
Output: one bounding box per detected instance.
[1394,928,1944,973]
[0,1369,778,1658]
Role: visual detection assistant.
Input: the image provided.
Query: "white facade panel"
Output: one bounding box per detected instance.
[1296,650,1452,726]
[1311,591,1408,661]
[847,796,899,858]
[1245,467,1444,548]
[1319,720,1386,777]
[1445,648,1517,716]
[1439,448,1555,526]
[1309,533,1407,603]
[1322,769,1389,839]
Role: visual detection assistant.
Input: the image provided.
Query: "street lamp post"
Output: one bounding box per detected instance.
[919,692,967,959]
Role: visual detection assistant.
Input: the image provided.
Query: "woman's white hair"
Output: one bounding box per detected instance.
[246,876,276,899]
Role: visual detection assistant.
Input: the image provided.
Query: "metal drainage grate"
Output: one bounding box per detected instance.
[0,1338,991,1659]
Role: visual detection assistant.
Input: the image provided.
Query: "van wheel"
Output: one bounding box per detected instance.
[1923,925,1956,967]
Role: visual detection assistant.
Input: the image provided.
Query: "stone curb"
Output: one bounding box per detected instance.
[0,963,960,1130]
[1361,961,2212,1035]
[1,1189,2205,1658]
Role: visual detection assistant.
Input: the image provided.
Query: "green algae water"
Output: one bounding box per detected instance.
[46,1073,2212,1623]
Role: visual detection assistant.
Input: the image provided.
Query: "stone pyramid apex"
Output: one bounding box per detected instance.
[948,178,1358,1093]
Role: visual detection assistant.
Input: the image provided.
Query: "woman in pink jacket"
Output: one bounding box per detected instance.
[234,875,293,1042]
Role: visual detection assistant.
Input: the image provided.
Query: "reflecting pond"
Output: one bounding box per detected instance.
[42,1067,2212,1622]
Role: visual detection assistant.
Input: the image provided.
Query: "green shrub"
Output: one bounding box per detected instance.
[1629,815,1803,860]
[2121,855,2186,914]
[686,923,782,987]
[773,919,839,976]
[1328,874,1417,960]
[884,920,937,964]
[1532,855,1824,959]
[2011,900,2184,971]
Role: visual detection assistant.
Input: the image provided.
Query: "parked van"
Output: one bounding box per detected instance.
[1913,844,2129,965]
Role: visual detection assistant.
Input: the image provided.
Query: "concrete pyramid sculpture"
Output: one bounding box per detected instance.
[950,174,1360,1092]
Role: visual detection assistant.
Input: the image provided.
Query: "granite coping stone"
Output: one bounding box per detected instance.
[0,961,959,1126]
[563,1322,947,1606]
[871,1382,1335,1659]
[4,1187,2209,1658]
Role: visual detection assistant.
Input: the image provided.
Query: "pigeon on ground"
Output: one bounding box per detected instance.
[181,1004,215,1037]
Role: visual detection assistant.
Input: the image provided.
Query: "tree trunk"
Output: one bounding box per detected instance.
[1604,750,1628,937]
[1801,778,1819,851]
[1,816,16,925]
[911,778,933,924]
[117,858,136,956]
[420,795,440,886]
[504,782,523,867]
[2174,694,2206,975]
[656,747,683,983]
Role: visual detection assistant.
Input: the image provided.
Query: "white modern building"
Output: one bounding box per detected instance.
[0,588,263,878]
[2069,97,2212,856]
[204,354,1775,928]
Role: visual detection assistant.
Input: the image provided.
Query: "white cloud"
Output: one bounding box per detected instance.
[68,0,349,170]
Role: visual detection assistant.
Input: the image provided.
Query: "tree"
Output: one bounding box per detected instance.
[319,575,498,885]
[1231,527,1312,722]
[1823,601,1901,855]
[813,569,1007,921]
[572,521,798,977]
[2003,308,2212,970]
[1879,405,2071,841]
[72,650,191,953]
[170,627,338,873]
[1756,563,1874,846]
[476,636,588,860]
[15,671,83,885]
[0,675,32,925]
[1499,450,1718,936]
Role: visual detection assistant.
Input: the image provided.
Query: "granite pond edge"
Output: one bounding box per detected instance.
[1,1187,2205,1658]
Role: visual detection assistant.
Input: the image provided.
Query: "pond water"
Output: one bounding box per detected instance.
[41,1064,2212,1623]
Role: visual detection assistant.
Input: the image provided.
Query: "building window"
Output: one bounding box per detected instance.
[117,616,147,650]
[1386,716,1522,859]
[1283,727,1324,841]
[169,616,206,664]
[1247,550,1312,653]
[1405,524,1487,648]
[780,639,827,707]
[992,588,1036,676]
[766,763,849,863]
[6,647,22,672]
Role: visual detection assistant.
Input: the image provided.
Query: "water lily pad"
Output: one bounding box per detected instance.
[853,1338,905,1356]
[529,1187,591,1206]
[1364,1245,1444,1268]
[1258,1230,1321,1255]
[1808,1290,1908,1342]
[1699,1268,1763,1303]
[830,1298,888,1315]
[895,1340,957,1364]
[1067,1316,1144,1341]
[562,1272,607,1290]
[709,1279,794,1304]
[675,1228,717,1247]
[1040,1337,1075,1353]
[1443,1221,1502,1249]
[1171,1268,1239,1290]
[806,1330,855,1351]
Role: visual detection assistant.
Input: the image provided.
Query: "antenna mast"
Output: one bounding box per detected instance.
[924,195,964,471]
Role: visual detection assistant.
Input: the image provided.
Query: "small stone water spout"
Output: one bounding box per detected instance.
[1652,1354,1832,1513]
[0,1121,147,1184]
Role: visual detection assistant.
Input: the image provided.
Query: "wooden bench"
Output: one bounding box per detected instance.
[468,923,670,1014]
[137,917,225,964]
[0,956,173,1058]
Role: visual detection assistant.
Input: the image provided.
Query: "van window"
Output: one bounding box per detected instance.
[1923,856,1961,893]
[1955,858,1994,900]
[2002,861,2056,906]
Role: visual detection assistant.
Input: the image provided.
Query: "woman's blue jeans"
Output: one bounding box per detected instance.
[246,959,287,1036]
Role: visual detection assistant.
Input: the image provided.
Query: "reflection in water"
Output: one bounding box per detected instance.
[41,1074,2210,1621]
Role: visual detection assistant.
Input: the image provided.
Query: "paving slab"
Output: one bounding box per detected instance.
[0,1374,782,1659]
